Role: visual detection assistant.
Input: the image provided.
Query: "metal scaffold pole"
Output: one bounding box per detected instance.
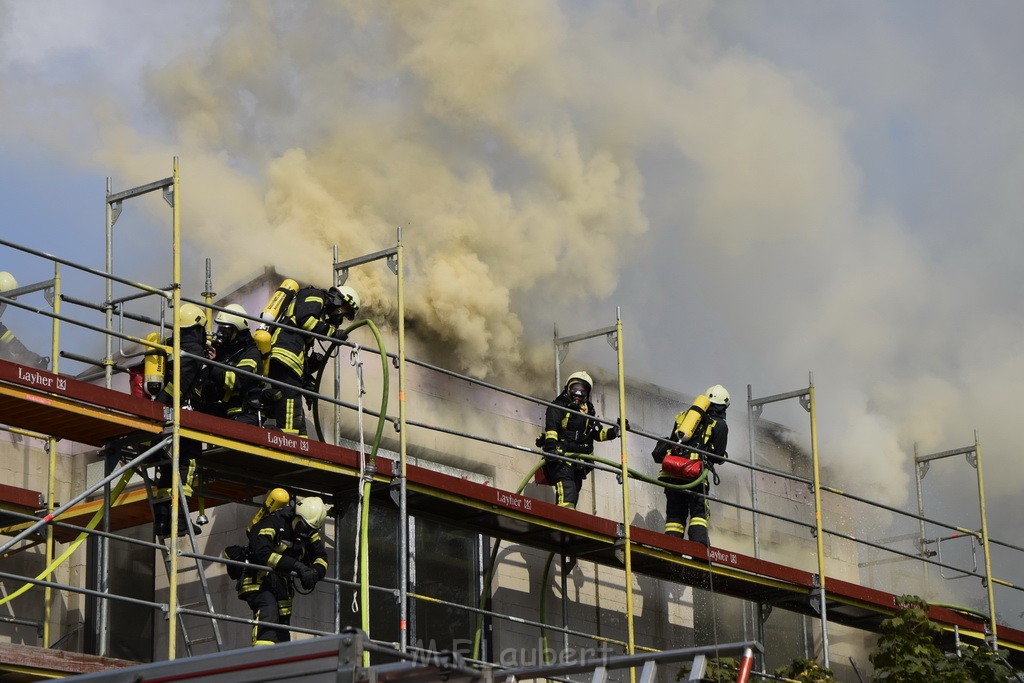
[99,159,177,657]
[332,234,401,662]
[396,227,409,653]
[914,439,1000,649]
[748,378,829,667]
[974,433,998,649]
[551,321,619,656]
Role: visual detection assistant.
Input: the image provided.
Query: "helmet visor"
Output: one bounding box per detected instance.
[567,380,590,403]
[327,306,352,324]
[213,324,236,349]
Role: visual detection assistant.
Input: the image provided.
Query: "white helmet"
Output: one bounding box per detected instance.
[0,271,18,294]
[336,285,360,313]
[565,371,593,403]
[706,384,730,407]
[177,302,207,329]
[328,285,360,315]
[214,303,249,331]
[295,496,327,530]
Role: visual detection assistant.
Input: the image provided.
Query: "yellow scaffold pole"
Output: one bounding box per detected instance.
[43,262,60,646]
[808,374,830,668]
[615,310,636,668]
[168,157,182,660]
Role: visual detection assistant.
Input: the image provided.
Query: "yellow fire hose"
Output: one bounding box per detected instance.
[0,471,134,607]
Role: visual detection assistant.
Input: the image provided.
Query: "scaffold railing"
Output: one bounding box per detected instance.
[0,160,1022,680]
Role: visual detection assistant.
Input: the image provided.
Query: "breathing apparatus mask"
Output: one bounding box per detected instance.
[567,379,590,404]
[291,515,314,542]
[326,286,359,325]
[212,324,238,353]
[326,306,352,326]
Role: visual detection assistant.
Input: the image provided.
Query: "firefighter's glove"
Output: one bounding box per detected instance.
[294,562,318,590]
[332,328,349,343]
[542,441,562,455]
[617,417,630,432]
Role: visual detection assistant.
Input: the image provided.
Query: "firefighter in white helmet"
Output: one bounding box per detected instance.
[541,371,624,509]
[652,384,730,546]
[0,271,49,370]
[235,495,329,645]
[152,302,210,538]
[267,284,359,437]
[198,303,263,425]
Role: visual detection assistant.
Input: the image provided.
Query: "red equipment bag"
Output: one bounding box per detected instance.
[128,364,146,399]
[534,466,551,486]
[661,454,703,482]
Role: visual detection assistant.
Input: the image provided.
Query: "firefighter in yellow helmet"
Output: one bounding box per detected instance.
[152,302,210,538]
[267,284,359,437]
[541,371,622,509]
[0,271,49,370]
[652,384,730,546]
[235,495,329,645]
[197,303,263,425]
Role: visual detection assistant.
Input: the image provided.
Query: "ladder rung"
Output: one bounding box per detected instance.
[185,636,218,646]
[162,559,198,573]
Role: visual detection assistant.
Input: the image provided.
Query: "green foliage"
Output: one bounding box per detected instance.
[772,657,836,681]
[869,594,1016,683]
[674,594,1021,683]
[675,657,739,682]
[959,642,1019,682]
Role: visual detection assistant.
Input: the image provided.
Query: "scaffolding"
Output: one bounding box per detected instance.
[0,160,1022,681]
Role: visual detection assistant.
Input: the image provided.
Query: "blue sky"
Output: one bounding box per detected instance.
[3,0,1024,625]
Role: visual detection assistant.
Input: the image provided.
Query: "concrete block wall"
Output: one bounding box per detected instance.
[0,432,88,652]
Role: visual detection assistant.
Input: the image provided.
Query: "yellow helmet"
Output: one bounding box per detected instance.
[0,271,18,294]
[177,303,207,328]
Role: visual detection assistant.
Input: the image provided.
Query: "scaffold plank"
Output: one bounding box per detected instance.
[0,641,134,677]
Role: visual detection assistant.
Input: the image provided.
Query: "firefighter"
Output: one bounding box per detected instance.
[152,302,209,538]
[266,284,359,437]
[541,371,622,509]
[236,496,329,646]
[0,271,49,369]
[654,384,730,547]
[199,303,263,425]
